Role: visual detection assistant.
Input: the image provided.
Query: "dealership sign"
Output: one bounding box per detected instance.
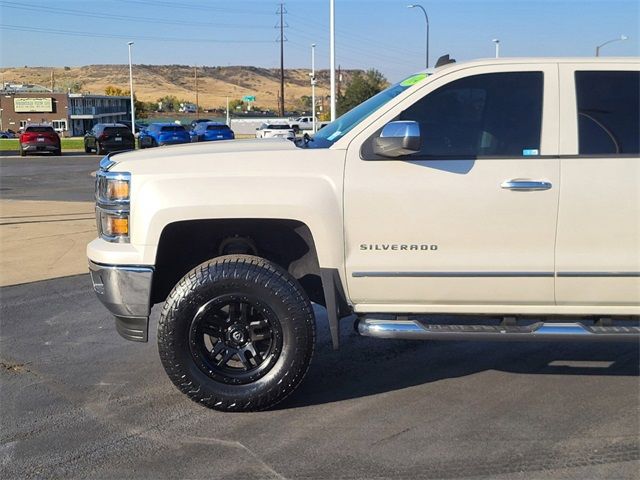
[14,97,53,113]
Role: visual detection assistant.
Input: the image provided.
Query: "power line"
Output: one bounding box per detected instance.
[117,0,274,16]
[0,24,273,44]
[0,1,271,29]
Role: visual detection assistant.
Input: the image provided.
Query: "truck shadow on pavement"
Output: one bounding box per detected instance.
[279,312,640,409]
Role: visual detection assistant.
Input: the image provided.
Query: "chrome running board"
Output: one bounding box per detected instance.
[356,317,640,342]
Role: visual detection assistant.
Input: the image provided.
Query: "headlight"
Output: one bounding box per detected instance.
[95,169,131,242]
[96,207,129,242]
[96,170,130,204]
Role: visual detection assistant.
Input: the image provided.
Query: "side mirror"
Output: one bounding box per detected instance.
[372,121,421,158]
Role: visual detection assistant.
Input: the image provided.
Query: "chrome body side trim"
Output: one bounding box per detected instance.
[352,271,640,278]
[352,271,554,278]
[557,272,640,277]
[88,260,153,342]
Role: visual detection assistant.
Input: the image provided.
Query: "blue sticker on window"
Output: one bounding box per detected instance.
[523,149,539,156]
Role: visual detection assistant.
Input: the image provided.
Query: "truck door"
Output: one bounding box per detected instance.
[343,64,560,311]
[555,64,640,309]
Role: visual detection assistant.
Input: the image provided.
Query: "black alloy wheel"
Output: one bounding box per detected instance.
[188,294,283,385]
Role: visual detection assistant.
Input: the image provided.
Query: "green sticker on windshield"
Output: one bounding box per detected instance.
[400,73,428,87]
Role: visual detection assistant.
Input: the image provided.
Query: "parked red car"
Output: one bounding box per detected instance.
[19,125,61,156]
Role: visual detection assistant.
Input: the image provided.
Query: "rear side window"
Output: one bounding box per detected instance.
[161,125,186,132]
[26,126,55,133]
[576,71,639,155]
[267,125,291,130]
[104,127,131,135]
[206,125,230,131]
[399,72,543,158]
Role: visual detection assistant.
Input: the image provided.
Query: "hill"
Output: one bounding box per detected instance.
[0,64,360,111]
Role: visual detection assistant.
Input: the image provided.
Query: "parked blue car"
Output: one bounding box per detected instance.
[138,123,191,148]
[192,122,235,142]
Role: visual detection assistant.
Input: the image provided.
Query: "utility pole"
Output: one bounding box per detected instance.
[310,43,316,133]
[277,3,287,117]
[194,66,199,120]
[492,38,500,58]
[127,41,136,136]
[226,96,230,126]
[329,0,336,121]
[50,70,55,92]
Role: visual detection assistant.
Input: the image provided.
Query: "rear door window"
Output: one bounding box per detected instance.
[399,72,543,158]
[104,127,132,136]
[576,71,640,155]
[26,126,55,133]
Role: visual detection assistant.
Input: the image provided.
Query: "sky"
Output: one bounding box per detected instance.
[0,0,638,82]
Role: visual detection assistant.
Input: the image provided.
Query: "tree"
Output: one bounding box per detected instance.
[299,95,312,110]
[105,85,129,96]
[228,99,244,111]
[337,69,388,116]
[105,86,152,118]
[156,95,181,112]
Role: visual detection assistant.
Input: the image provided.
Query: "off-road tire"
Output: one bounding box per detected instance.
[84,143,91,153]
[158,255,315,412]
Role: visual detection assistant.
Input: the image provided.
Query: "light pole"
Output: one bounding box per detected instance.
[127,41,136,136]
[329,0,336,121]
[596,35,628,56]
[492,38,500,58]
[407,4,429,69]
[310,43,317,133]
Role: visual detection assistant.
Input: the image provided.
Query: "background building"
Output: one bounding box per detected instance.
[0,83,131,136]
[68,94,131,136]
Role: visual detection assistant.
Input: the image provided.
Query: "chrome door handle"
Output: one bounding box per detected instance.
[501,179,552,191]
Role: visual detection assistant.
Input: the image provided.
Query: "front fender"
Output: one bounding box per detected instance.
[129,150,346,270]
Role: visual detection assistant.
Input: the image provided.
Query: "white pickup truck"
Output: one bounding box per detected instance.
[88,57,639,412]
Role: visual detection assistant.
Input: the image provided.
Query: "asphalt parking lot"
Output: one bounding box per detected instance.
[1,155,639,479]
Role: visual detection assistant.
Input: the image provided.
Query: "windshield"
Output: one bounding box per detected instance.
[308,73,429,148]
[161,125,186,132]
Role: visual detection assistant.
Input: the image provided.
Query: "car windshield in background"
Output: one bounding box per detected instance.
[267,125,291,130]
[26,126,55,133]
[308,73,429,148]
[104,127,131,135]
[161,126,186,132]
[207,125,230,131]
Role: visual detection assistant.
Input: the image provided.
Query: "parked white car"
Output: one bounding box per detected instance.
[255,123,295,140]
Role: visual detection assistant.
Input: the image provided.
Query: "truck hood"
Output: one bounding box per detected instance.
[108,137,299,173]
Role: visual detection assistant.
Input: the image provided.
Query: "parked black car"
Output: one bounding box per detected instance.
[119,120,148,134]
[190,118,212,129]
[84,124,135,155]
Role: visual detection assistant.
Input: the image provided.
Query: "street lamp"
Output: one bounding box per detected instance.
[127,41,136,136]
[596,35,628,56]
[492,38,500,58]
[310,43,317,133]
[407,4,429,69]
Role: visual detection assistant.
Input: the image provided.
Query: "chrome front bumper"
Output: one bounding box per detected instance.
[88,260,154,342]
